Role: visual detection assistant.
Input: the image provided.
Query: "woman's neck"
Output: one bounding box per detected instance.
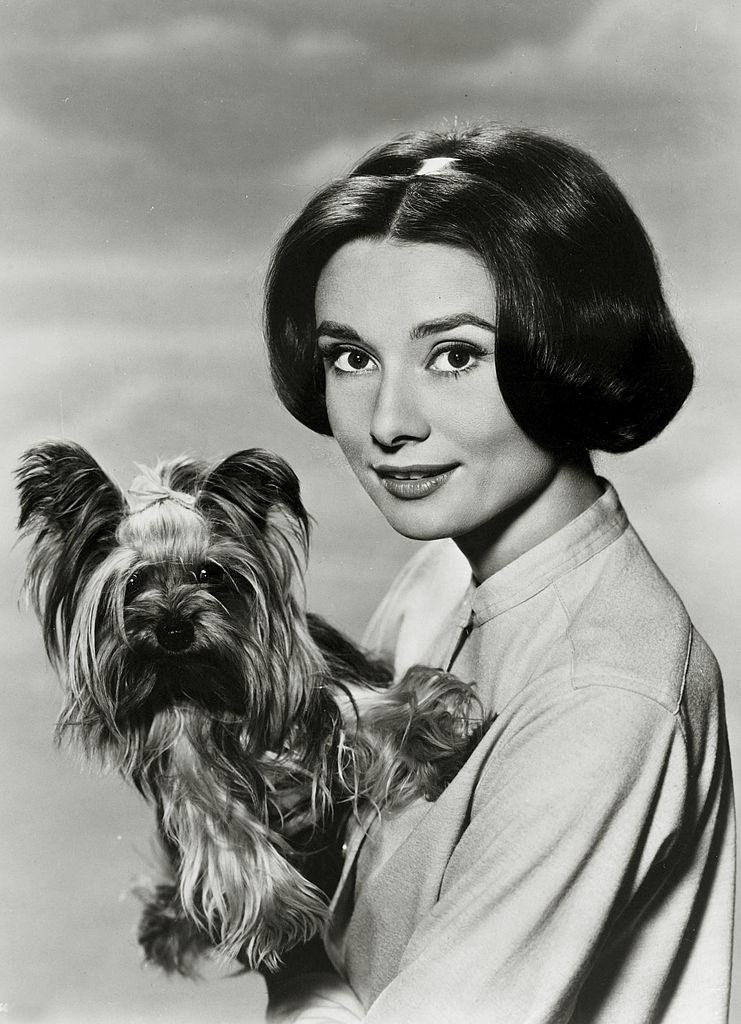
[455,461,604,584]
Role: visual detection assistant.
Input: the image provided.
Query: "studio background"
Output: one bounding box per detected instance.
[1,2,739,1022]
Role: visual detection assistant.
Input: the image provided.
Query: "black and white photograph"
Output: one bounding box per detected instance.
[1,2,739,1022]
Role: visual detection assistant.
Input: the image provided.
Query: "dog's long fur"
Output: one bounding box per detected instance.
[16,441,483,974]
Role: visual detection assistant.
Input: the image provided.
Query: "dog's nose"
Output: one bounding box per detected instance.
[156,616,195,652]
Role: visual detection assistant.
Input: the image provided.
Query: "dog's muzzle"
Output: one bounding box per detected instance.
[156,615,195,653]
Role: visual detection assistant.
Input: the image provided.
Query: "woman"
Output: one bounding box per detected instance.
[260,125,735,1022]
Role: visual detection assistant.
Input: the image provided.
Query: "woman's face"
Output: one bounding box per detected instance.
[315,238,560,552]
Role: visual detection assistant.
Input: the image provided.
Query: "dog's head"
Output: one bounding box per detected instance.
[16,442,318,760]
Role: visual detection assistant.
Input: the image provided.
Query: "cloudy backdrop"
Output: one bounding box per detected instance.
[1,2,739,1021]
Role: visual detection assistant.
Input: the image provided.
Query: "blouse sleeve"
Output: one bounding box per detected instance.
[361,682,690,1024]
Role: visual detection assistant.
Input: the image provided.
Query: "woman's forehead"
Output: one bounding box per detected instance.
[315,238,495,334]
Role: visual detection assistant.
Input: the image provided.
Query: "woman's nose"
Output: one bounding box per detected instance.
[370,371,430,448]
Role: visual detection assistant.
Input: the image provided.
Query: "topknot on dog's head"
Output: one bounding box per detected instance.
[126,467,198,515]
[121,447,309,543]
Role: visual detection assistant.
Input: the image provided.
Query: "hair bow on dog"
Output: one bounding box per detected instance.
[127,467,197,514]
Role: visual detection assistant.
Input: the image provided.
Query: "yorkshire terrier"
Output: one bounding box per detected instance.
[16,441,483,976]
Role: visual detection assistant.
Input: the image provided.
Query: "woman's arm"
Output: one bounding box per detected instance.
[359,684,696,1023]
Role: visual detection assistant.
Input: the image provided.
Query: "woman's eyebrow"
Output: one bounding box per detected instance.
[410,313,496,339]
[316,314,495,344]
[315,320,361,342]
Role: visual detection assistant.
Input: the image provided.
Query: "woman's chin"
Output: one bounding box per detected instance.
[390,522,450,542]
[373,502,459,542]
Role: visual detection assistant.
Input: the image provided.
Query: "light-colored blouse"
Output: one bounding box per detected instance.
[326,482,735,1023]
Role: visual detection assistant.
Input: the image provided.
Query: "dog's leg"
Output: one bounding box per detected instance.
[158,772,329,970]
[308,613,488,803]
[135,819,211,976]
[339,667,489,806]
[391,665,490,797]
[137,798,329,972]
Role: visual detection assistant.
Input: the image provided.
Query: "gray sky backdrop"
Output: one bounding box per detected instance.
[1,2,739,1022]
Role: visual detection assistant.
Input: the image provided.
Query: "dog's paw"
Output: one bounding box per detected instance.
[399,666,493,797]
[137,883,211,977]
[363,666,492,803]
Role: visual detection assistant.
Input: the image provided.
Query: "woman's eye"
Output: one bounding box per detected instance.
[326,348,375,374]
[429,346,478,374]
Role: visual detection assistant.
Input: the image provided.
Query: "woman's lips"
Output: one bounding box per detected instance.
[373,464,458,500]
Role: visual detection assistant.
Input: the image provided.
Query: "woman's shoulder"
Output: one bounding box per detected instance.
[362,540,471,671]
[553,523,724,720]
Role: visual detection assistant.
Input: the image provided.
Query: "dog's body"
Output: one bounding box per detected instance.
[16,442,482,974]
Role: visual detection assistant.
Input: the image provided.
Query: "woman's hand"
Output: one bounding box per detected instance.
[265,971,364,1023]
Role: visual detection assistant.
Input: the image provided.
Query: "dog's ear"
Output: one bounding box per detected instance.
[16,441,124,534]
[15,441,125,661]
[197,449,309,541]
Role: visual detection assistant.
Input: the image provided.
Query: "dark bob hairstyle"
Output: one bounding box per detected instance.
[264,124,693,457]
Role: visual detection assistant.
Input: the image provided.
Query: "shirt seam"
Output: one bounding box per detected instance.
[551,578,687,716]
[481,678,685,779]
[676,627,692,714]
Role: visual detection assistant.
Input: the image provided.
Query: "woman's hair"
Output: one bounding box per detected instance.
[264,124,693,457]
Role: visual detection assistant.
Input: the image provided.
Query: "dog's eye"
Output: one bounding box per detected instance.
[196,563,225,586]
[125,572,144,599]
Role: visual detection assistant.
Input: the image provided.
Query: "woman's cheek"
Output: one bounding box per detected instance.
[325,380,370,460]
[433,385,504,448]
[324,375,350,432]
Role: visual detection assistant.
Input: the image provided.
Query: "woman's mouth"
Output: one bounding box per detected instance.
[373,464,458,500]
